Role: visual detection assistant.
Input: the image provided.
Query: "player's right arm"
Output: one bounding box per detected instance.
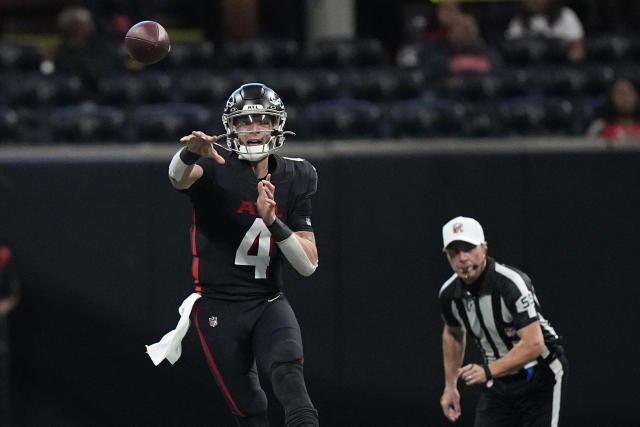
[441,324,465,422]
[169,131,225,190]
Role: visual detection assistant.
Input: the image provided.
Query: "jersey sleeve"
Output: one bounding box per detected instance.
[288,159,317,232]
[438,286,461,327]
[179,157,215,198]
[500,268,539,330]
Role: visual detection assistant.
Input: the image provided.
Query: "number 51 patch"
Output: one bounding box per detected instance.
[516,293,536,318]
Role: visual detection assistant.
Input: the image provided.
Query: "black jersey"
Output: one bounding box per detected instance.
[438,257,561,364]
[180,150,317,299]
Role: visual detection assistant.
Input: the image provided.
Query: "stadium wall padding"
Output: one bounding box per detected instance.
[1,148,638,426]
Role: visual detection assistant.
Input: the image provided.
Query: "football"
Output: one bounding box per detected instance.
[124,21,171,65]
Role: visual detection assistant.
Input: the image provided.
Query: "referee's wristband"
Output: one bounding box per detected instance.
[179,147,201,164]
[482,364,493,381]
[267,218,293,242]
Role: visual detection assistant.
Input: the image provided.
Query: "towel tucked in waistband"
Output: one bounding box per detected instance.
[145,293,201,366]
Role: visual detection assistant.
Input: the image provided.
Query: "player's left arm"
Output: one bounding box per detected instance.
[293,230,318,267]
[256,174,318,276]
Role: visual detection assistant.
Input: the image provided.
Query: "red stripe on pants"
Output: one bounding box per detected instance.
[193,304,245,417]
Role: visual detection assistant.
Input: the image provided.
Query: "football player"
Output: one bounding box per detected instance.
[167,83,319,426]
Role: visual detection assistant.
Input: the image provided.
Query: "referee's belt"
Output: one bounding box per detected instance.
[499,367,535,383]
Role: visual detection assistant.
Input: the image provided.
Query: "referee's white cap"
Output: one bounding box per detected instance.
[442,216,485,250]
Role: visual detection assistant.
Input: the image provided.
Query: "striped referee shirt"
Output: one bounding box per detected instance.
[439,257,561,366]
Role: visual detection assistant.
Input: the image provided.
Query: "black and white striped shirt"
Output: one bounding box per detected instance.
[439,257,561,366]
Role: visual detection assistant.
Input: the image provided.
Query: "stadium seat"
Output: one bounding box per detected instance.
[340,67,401,100]
[392,67,427,99]
[304,98,382,139]
[533,66,588,97]
[389,97,466,138]
[500,37,567,66]
[98,71,173,105]
[48,103,126,142]
[582,64,616,96]
[499,95,573,136]
[131,103,213,142]
[303,69,347,101]
[441,72,502,101]
[243,68,317,107]
[0,43,43,71]
[586,34,630,63]
[225,38,299,67]
[570,96,605,135]
[1,72,69,107]
[0,105,21,142]
[304,38,386,67]
[497,67,535,98]
[172,69,236,106]
[165,40,216,69]
[461,102,504,137]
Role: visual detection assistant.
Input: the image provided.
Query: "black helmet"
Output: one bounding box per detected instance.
[222,83,288,161]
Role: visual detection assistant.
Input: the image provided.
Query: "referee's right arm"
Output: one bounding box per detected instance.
[440,324,465,422]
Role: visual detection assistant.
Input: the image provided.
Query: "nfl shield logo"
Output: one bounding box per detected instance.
[209,316,218,328]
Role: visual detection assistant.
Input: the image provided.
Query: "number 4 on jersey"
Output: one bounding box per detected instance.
[235,218,272,279]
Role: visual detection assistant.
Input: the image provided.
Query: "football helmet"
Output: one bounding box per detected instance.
[222,83,289,162]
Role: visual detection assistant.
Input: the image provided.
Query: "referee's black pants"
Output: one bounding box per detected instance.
[193,293,318,426]
[475,354,568,427]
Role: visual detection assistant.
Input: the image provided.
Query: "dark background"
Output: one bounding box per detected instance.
[1,142,639,426]
[3,0,640,52]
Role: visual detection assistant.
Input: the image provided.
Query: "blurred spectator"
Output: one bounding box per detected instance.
[87,0,137,42]
[444,11,500,73]
[0,244,20,426]
[427,1,466,43]
[586,78,640,139]
[398,1,500,73]
[505,0,585,62]
[53,6,122,94]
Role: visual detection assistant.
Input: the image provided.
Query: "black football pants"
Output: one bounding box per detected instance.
[474,354,568,427]
[193,294,318,426]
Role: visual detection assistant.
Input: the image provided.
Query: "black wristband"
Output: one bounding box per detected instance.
[482,364,493,381]
[266,218,293,242]
[179,147,201,165]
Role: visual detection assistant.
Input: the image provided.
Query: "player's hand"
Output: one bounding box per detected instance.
[179,131,225,165]
[257,174,277,225]
[440,387,461,422]
[458,363,486,386]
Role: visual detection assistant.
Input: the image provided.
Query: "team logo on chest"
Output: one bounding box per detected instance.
[237,200,283,218]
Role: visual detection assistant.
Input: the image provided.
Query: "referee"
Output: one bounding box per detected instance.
[438,216,568,426]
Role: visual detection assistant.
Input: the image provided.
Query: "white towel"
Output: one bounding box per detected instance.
[146,292,201,366]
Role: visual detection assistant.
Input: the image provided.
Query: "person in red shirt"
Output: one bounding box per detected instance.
[587,78,640,139]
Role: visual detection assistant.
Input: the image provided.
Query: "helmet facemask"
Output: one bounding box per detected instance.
[223,111,287,162]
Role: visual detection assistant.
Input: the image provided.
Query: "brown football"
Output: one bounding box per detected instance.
[124,21,170,65]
